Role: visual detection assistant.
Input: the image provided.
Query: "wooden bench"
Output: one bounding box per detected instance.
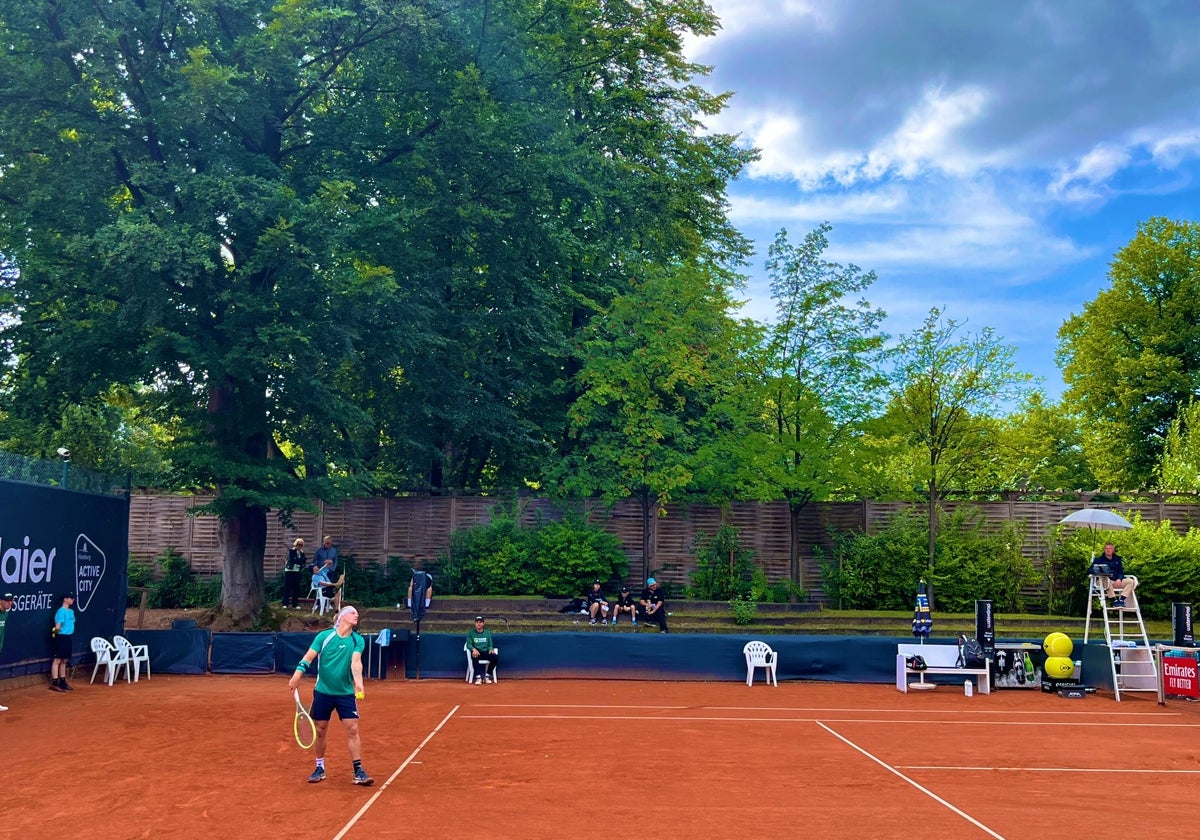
[896,643,990,694]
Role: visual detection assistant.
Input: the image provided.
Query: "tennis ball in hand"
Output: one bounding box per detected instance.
[355,691,364,700]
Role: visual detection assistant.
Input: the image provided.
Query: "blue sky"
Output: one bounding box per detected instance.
[686,0,1200,399]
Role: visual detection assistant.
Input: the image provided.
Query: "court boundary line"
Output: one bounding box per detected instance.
[476,703,1178,718]
[332,704,460,840]
[817,721,1005,840]
[898,765,1200,774]
[457,713,1200,728]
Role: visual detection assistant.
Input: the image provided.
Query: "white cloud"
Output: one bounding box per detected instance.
[1148,129,1200,168]
[1050,143,1132,198]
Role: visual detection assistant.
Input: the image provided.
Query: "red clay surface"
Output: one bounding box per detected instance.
[4,675,1200,839]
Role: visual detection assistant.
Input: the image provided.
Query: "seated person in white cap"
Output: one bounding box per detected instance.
[637,578,668,632]
[466,615,498,683]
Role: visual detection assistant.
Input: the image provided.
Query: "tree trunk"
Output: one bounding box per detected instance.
[926,478,938,611]
[640,486,653,583]
[219,501,268,624]
[786,489,812,589]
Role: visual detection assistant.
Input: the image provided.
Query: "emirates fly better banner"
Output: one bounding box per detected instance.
[1162,655,1200,699]
[0,480,129,679]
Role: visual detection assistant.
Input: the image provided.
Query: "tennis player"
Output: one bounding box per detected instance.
[288,605,374,786]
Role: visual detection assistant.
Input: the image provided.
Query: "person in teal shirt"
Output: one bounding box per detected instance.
[466,615,498,684]
[288,605,373,786]
[0,592,14,711]
[49,592,76,692]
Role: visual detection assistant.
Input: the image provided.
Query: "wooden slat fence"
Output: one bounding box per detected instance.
[128,495,1200,606]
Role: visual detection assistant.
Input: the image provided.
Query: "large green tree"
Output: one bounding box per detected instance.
[553,264,755,580]
[746,224,889,583]
[887,308,1034,592]
[0,0,750,619]
[1058,217,1200,488]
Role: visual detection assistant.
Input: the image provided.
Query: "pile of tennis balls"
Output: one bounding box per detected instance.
[1042,631,1076,679]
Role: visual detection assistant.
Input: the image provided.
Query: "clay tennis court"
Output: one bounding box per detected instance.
[4,676,1199,839]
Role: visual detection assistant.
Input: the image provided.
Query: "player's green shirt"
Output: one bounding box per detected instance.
[0,608,8,654]
[309,628,365,696]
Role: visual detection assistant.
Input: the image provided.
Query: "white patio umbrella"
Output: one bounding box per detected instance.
[1057,508,1133,559]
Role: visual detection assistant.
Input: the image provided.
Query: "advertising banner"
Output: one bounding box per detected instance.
[1162,655,1199,699]
[974,599,995,659]
[1172,603,1194,647]
[0,480,129,679]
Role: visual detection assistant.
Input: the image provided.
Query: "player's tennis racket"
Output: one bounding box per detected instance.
[293,688,317,749]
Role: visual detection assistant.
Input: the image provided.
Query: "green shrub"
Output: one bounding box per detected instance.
[817,510,929,610]
[688,525,755,600]
[126,561,155,607]
[729,597,758,625]
[436,505,628,596]
[149,548,219,608]
[817,507,1035,612]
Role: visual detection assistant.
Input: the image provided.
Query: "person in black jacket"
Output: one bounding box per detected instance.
[282,538,306,608]
[637,578,669,633]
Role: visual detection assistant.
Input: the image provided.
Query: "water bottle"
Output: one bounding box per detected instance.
[964,679,973,697]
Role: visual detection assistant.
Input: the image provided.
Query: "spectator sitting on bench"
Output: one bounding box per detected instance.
[586,581,610,625]
[611,584,637,627]
[638,577,669,633]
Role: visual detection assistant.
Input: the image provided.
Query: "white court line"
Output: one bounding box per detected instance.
[478,703,1178,718]
[474,703,691,709]
[898,765,1200,774]
[331,705,460,840]
[707,706,1178,717]
[817,721,1005,840]
[457,713,1200,728]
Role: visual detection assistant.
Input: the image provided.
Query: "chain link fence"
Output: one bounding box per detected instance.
[0,449,129,497]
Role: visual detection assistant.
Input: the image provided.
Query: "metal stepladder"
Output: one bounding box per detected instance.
[1083,572,1156,701]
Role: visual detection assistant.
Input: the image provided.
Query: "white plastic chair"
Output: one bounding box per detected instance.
[464,643,499,683]
[114,634,151,682]
[90,637,132,686]
[743,640,778,687]
[309,579,332,615]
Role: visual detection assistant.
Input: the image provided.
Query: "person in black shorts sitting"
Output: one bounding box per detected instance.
[637,577,668,633]
[611,584,638,627]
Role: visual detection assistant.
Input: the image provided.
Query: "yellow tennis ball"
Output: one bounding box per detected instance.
[1044,656,1075,678]
[355,691,364,700]
[1042,632,1073,658]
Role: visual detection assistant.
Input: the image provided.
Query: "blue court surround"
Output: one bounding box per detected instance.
[107,630,1121,689]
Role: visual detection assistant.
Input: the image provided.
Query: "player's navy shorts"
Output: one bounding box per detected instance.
[310,689,359,721]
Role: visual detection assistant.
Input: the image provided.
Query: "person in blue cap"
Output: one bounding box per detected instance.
[637,578,669,632]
